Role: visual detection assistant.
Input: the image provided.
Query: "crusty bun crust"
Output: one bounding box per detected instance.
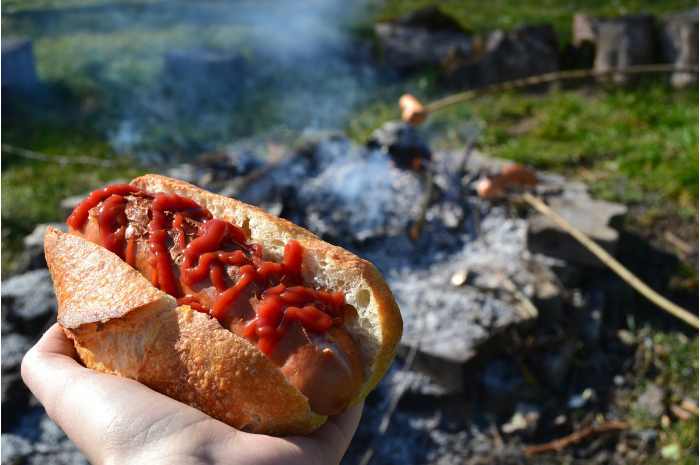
[46,228,325,435]
[44,174,402,435]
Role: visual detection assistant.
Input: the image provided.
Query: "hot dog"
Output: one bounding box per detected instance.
[44,174,402,435]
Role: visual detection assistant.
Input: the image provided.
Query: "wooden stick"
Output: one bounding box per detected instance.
[524,420,628,455]
[521,192,699,329]
[425,64,699,114]
[2,143,124,168]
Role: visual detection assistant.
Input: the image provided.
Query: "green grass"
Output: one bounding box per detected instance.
[1,108,145,276]
[375,0,697,41]
[627,330,699,464]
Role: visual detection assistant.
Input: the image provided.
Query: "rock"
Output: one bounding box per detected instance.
[526,259,564,315]
[2,434,33,465]
[2,333,31,373]
[59,195,85,218]
[22,223,67,272]
[575,14,656,84]
[526,188,627,267]
[2,373,30,430]
[1,269,56,336]
[375,7,474,71]
[164,163,209,186]
[501,402,541,435]
[37,416,70,450]
[27,450,88,465]
[636,384,665,419]
[445,24,559,88]
[660,9,698,88]
[398,347,465,395]
[220,148,264,176]
[2,38,40,93]
[367,121,431,169]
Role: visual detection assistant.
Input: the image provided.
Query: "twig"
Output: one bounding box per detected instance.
[524,420,628,455]
[520,192,699,329]
[2,143,125,168]
[501,274,538,319]
[425,64,699,114]
[664,231,694,257]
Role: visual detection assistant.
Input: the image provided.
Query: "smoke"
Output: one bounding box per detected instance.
[93,0,379,159]
[299,139,424,241]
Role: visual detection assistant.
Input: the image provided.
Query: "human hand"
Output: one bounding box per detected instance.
[22,323,363,465]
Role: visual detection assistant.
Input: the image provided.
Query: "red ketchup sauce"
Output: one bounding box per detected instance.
[68,185,348,355]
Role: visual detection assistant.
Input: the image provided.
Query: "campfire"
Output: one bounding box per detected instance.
[133,122,618,463]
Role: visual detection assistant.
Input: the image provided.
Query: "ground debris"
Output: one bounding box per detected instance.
[523,420,628,456]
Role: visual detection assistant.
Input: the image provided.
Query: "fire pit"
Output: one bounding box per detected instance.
[3,131,633,465]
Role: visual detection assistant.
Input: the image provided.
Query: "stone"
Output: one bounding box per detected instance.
[397,346,465,395]
[367,121,431,169]
[2,333,31,373]
[2,434,33,465]
[525,259,564,315]
[526,187,627,267]
[38,416,70,449]
[60,195,86,218]
[164,163,208,186]
[636,384,665,419]
[1,269,56,336]
[375,7,474,71]
[27,451,88,465]
[660,9,699,88]
[22,223,68,272]
[2,373,30,431]
[2,38,40,92]
[444,24,559,88]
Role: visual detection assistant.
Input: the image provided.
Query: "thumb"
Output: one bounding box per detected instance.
[21,323,216,464]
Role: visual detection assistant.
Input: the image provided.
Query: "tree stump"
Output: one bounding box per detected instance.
[660,9,698,88]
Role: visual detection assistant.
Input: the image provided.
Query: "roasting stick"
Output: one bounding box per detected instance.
[424,64,699,115]
[519,192,699,329]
